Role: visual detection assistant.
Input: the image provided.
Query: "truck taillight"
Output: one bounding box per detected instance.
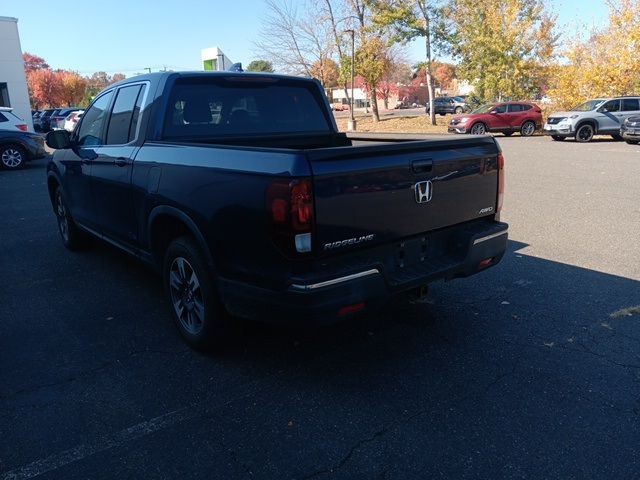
[267,178,314,254]
[17,124,28,132]
[497,153,505,213]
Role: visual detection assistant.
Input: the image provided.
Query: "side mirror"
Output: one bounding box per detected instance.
[489,110,497,114]
[45,129,71,150]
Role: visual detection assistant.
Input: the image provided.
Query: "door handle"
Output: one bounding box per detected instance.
[115,157,129,167]
[412,159,433,173]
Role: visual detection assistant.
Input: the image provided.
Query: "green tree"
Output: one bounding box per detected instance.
[356,37,390,121]
[439,0,558,102]
[368,0,444,124]
[246,60,275,72]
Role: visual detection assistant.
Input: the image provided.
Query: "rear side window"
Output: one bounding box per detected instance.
[163,77,331,139]
[106,84,145,145]
[508,104,524,113]
[76,91,114,146]
[621,99,640,111]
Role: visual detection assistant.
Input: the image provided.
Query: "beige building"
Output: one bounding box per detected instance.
[0,16,32,131]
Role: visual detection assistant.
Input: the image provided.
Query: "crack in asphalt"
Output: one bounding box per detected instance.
[300,363,519,479]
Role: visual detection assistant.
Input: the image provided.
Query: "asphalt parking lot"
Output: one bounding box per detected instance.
[1,136,639,479]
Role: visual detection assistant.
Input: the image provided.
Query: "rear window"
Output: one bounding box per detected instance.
[163,76,331,139]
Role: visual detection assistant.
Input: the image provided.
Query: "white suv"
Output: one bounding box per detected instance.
[0,107,29,132]
[544,97,640,143]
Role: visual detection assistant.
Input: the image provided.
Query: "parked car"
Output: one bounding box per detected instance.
[63,110,84,132]
[39,108,59,132]
[331,103,349,112]
[426,96,470,115]
[543,96,640,142]
[33,111,45,130]
[448,102,543,136]
[50,108,82,130]
[46,71,508,350]
[0,107,29,132]
[621,115,640,145]
[0,129,46,169]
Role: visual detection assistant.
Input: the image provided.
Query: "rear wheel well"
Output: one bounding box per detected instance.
[148,214,197,268]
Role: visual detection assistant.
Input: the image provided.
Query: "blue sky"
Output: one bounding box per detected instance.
[3,0,609,76]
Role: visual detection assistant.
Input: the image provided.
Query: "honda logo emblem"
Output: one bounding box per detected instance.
[414,180,433,203]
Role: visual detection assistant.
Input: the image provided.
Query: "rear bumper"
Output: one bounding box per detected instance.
[218,220,509,325]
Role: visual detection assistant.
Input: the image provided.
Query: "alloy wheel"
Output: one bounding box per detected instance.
[169,257,205,335]
[1,148,23,168]
[56,192,69,242]
[576,125,594,142]
[521,121,536,136]
[471,123,486,135]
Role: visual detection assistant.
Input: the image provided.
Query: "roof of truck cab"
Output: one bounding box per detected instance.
[109,71,320,89]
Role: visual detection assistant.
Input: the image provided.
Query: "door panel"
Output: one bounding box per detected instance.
[596,100,622,132]
[90,146,138,246]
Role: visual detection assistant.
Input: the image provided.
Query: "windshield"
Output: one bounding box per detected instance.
[571,100,605,111]
[471,104,496,114]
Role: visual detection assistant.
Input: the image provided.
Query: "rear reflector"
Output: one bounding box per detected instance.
[17,124,28,132]
[478,258,494,269]
[497,153,505,213]
[338,302,365,317]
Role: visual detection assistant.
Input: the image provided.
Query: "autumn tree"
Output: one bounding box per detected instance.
[28,69,64,109]
[23,53,49,74]
[310,58,340,87]
[546,0,640,110]
[59,71,88,106]
[356,36,390,120]
[368,0,444,125]
[246,60,275,72]
[439,0,558,102]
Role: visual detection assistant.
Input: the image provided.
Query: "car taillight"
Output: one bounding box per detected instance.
[497,153,505,214]
[267,178,314,255]
[17,124,28,132]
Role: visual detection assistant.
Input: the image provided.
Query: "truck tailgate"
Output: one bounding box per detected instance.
[308,136,500,254]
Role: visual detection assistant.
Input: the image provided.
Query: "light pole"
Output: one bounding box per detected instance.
[345,29,356,131]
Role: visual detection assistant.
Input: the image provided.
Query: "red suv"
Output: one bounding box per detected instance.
[448,102,543,136]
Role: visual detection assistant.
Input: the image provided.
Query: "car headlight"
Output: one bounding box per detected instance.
[558,117,569,124]
[458,117,470,123]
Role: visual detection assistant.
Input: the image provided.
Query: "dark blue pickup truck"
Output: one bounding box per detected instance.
[46,72,508,350]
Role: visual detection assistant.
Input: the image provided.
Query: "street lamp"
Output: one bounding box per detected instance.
[344,29,356,131]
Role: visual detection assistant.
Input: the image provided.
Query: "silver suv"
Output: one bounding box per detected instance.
[543,96,640,143]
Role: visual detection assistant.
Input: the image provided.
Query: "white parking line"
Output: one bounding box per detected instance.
[1,407,195,480]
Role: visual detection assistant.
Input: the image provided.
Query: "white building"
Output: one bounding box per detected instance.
[0,17,32,131]
[201,47,234,71]
[331,87,370,108]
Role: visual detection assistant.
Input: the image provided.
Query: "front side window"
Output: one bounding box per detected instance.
[76,92,113,146]
[494,104,508,114]
[600,100,620,112]
[571,100,605,111]
[106,84,145,145]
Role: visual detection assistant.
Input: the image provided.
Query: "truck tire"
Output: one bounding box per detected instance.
[163,236,233,350]
[454,107,463,114]
[0,144,26,170]
[521,121,536,136]
[575,124,594,143]
[54,187,89,251]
